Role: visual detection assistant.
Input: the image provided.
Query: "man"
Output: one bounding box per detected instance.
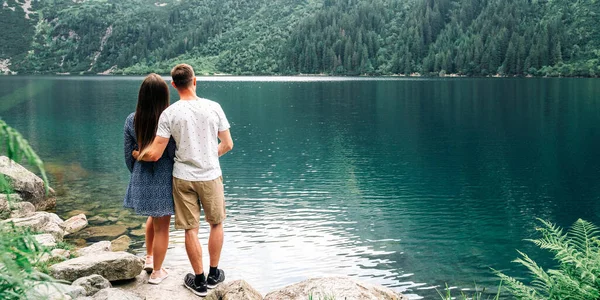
[134,64,233,297]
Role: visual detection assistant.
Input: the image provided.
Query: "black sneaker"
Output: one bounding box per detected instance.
[207,269,225,289]
[183,273,207,297]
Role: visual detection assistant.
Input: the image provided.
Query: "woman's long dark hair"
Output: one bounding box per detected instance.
[134,74,169,157]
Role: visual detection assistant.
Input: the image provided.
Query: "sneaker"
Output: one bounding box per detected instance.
[183,273,207,297]
[144,255,153,273]
[207,269,225,289]
[148,268,169,285]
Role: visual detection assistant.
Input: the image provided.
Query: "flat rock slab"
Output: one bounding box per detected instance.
[90,288,144,300]
[51,251,143,282]
[118,268,261,300]
[264,277,408,300]
[117,267,232,300]
[76,241,112,257]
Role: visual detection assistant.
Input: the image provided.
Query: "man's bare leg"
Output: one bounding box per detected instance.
[208,223,223,267]
[184,227,203,275]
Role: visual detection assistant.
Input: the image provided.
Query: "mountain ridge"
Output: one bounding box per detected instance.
[1,0,598,77]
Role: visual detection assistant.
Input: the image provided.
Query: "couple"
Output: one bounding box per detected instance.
[123,64,233,297]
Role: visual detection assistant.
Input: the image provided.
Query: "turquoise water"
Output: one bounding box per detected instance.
[1,76,599,298]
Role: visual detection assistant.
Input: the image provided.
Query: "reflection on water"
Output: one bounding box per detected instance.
[1,76,599,298]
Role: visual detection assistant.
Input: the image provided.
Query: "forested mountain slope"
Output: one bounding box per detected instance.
[1,0,598,76]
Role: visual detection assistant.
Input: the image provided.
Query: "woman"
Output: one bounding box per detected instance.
[123,73,175,285]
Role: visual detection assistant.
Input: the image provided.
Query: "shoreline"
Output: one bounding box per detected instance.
[0,156,409,299]
[0,73,598,79]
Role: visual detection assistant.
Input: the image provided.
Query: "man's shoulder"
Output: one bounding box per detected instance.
[162,101,183,116]
[199,98,223,110]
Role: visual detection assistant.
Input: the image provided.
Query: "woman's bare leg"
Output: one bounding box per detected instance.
[151,215,171,275]
[146,217,154,256]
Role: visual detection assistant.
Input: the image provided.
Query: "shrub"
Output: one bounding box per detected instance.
[496,219,600,299]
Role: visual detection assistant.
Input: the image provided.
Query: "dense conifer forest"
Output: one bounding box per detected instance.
[1,0,598,76]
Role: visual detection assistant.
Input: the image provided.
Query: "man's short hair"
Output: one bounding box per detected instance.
[171,64,195,89]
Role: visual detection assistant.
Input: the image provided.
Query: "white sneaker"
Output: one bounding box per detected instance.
[144,255,153,273]
[148,268,169,285]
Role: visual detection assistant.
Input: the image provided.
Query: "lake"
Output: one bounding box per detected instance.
[1,76,599,298]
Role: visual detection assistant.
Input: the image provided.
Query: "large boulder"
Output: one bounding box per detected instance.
[90,288,144,300]
[63,214,88,233]
[50,251,144,282]
[206,280,263,300]
[0,156,55,210]
[76,241,112,257]
[264,277,408,300]
[72,274,112,296]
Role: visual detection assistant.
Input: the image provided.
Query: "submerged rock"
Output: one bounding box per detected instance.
[75,241,112,256]
[206,280,263,300]
[111,235,131,252]
[72,274,112,296]
[0,156,54,210]
[87,215,108,223]
[130,228,146,236]
[50,251,144,282]
[63,214,88,233]
[79,225,127,239]
[264,277,407,300]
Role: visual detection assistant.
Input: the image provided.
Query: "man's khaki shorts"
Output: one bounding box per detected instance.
[173,176,226,229]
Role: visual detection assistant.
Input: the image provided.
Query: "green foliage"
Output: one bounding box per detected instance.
[0,0,37,66]
[0,119,48,194]
[496,219,600,300]
[2,0,598,76]
[0,119,54,299]
[0,224,55,300]
[437,282,502,300]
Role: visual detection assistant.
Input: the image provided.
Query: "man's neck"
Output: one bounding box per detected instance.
[177,88,198,101]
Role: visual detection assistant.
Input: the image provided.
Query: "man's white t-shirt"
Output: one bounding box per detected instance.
[156,98,230,181]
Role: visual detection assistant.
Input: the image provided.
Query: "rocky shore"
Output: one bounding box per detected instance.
[0,156,408,299]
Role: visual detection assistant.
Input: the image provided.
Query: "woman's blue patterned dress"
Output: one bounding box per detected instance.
[123,112,176,217]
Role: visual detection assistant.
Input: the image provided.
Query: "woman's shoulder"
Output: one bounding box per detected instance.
[125,112,135,127]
